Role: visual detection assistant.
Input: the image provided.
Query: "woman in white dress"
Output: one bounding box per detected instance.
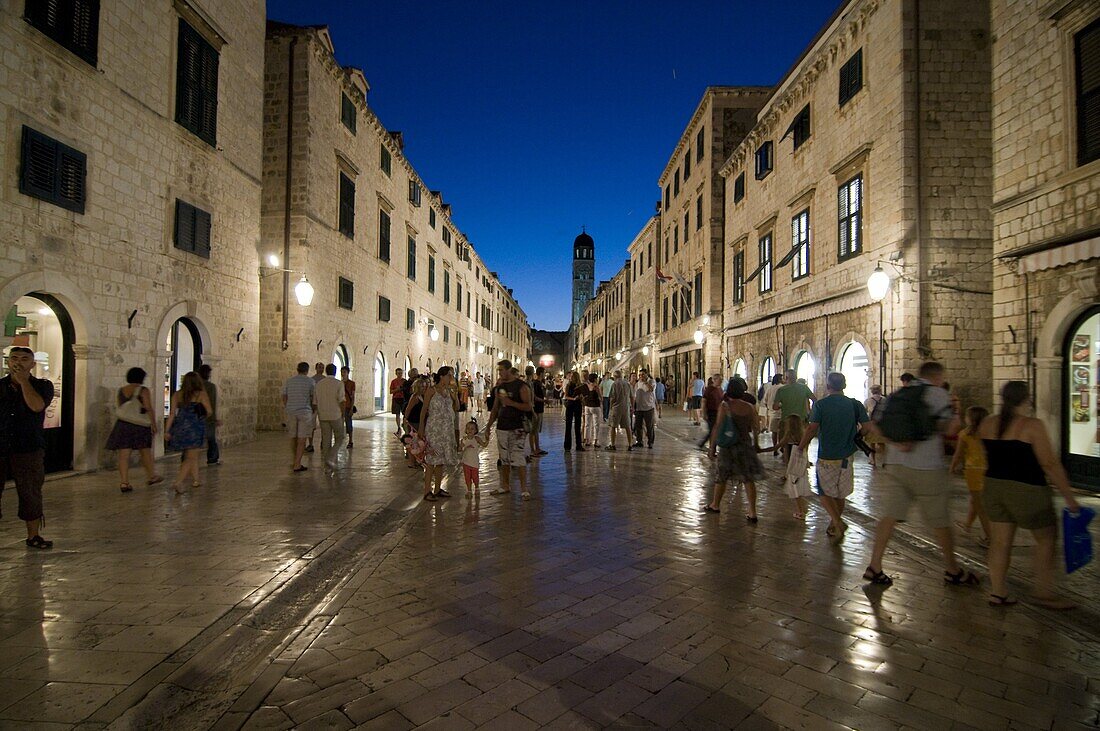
[419,366,460,501]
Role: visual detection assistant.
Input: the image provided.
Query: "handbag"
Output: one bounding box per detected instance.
[716,413,739,448]
[1064,506,1095,573]
[851,398,874,459]
[115,386,148,426]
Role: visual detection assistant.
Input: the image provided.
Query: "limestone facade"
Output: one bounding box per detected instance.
[573,261,630,375]
[718,0,994,408]
[626,215,661,374]
[0,0,266,471]
[258,23,529,428]
[989,0,1100,487]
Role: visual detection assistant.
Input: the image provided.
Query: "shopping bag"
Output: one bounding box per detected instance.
[1063,506,1095,574]
[783,447,814,499]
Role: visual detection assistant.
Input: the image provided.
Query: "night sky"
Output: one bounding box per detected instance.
[265,0,843,330]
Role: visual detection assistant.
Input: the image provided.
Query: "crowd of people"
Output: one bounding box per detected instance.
[0,345,1086,609]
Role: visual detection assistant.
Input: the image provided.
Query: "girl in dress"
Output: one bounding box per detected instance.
[951,406,991,546]
[460,419,488,496]
[165,371,213,494]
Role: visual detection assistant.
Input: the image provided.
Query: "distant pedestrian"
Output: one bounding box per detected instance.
[282,362,315,472]
[798,372,872,542]
[106,367,162,492]
[341,366,356,448]
[563,371,584,451]
[951,406,990,546]
[389,368,407,436]
[527,365,548,457]
[704,377,763,521]
[689,372,705,425]
[460,419,488,496]
[863,384,885,467]
[864,361,979,588]
[600,373,614,421]
[486,360,534,499]
[306,362,325,452]
[763,374,784,455]
[420,366,460,501]
[314,364,346,470]
[654,377,666,417]
[581,373,601,448]
[697,376,723,449]
[166,371,213,494]
[1,347,55,548]
[772,369,815,463]
[197,364,221,465]
[402,378,428,468]
[471,372,485,415]
[633,370,657,449]
[606,370,633,451]
[981,381,1080,609]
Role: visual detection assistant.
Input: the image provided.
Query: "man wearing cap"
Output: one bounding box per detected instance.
[0,347,55,548]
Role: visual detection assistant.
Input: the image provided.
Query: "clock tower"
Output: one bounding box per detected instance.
[571,229,594,328]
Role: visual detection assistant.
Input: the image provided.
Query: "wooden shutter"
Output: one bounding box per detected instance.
[176,20,218,146]
[25,0,99,65]
[20,126,86,213]
[174,199,211,258]
[341,94,357,133]
[339,174,354,237]
[1077,19,1100,166]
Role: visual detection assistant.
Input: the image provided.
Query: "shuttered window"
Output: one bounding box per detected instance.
[338,277,353,310]
[839,49,863,107]
[175,19,219,146]
[754,141,773,180]
[696,195,703,230]
[788,105,811,149]
[19,126,86,213]
[791,209,810,279]
[341,93,356,134]
[428,255,436,293]
[24,0,99,65]
[409,179,421,206]
[378,209,390,261]
[406,308,415,331]
[407,236,416,279]
[1076,18,1100,166]
[338,173,354,238]
[694,272,703,315]
[377,296,390,322]
[696,127,705,162]
[174,199,211,258]
[838,174,863,260]
[380,145,391,176]
[757,234,773,294]
[733,172,745,203]
[733,250,745,304]
[444,269,451,304]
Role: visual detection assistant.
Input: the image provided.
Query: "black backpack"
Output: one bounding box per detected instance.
[876,383,935,443]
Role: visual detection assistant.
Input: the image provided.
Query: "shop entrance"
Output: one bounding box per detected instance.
[164,317,202,418]
[838,341,870,403]
[3,294,75,472]
[374,351,387,412]
[1065,306,1099,489]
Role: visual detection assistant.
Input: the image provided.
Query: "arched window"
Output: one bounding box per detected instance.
[794,350,816,392]
[733,358,748,380]
[373,351,386,411]
[759,356,776,391]
[838,341,869,403]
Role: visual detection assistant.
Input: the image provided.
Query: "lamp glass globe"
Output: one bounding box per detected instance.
[867,267,891,302]
[693,329,705,344]
[294,276,314,306]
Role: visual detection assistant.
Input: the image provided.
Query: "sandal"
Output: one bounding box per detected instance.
[944,568,981,587]
[988,594,1018,607]
[863,566,893,586]
[25,535,53,549]
[120,483,133,493]
[436,489,451,498]
[423,493,438,502]
[703,505,720,514]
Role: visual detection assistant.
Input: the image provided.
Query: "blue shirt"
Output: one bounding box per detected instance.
[691,379,705,397]
[809,393,869,460]
[654,382,666,400]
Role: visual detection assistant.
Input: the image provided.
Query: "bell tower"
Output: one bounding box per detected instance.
[571,229,595,328]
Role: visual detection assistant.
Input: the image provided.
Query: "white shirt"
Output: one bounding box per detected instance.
[313,376,346,421]
[634,380,657,411]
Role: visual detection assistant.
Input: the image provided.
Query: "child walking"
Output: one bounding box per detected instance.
[461,419,488,496]
[951,405,991,546]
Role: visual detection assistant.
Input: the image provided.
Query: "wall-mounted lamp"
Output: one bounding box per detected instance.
[693,329,705,345]
[430,327,440,341]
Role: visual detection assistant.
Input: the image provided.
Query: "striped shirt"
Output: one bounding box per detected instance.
[282,374,315,417]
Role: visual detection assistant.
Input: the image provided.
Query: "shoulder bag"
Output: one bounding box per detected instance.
[115,386,149,426]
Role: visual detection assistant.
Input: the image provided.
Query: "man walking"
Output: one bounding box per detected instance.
[600,372,614,422]
[0,347,54,548]
[654,377,665,418]
[314,364,346,470]
[798,372,871,542]
[282,362,315,472]
[697,376,723,449]
[773,368,815,462]
[485,360,534,500]
[863,361,980,587]
[305,362,325,452]
[606,370,633,451]
[197,364,221,465]
[689,372,705,425]
[389,368,407,436]
[527,366,548,457]
[633,369,657,449]
[341,365,356,448]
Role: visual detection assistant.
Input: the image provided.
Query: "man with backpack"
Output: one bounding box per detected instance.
[863,361,981,588]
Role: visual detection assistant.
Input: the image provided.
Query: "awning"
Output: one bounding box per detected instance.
[1016,236,1100,274]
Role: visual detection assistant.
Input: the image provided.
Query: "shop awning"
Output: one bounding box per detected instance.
[1013,236,1100,274]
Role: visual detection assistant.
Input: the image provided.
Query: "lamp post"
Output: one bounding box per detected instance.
[867,265,890,388]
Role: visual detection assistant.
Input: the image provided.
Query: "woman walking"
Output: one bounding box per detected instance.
[704,377,765,522]
[563,371,585,451]
[106,367,162,492]
[582,373,602,448]
[980,381,1080,609]
[863,384,885,467]
[419,366,460,501]
[165,371,212,494]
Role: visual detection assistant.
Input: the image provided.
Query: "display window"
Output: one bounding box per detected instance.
[1065,306,1100,488]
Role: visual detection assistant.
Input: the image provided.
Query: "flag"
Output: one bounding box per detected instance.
[656,267,673,284]
[671,270,691,289]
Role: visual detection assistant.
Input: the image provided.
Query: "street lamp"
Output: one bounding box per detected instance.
[293,276,314,307]
[430,327,440,341]
[642,346,650,356]
[693,329,705,345]
[867,265,890,302]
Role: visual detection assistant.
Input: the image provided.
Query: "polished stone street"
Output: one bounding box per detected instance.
[0,412,1098,729]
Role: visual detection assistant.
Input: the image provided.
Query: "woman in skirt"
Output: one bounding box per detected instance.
[704,377,765,522]
[105,367,162,492]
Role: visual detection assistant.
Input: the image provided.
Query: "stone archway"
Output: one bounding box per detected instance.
[154,301,217,458]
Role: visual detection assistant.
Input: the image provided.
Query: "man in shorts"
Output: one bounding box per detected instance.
[606,370,633,451]
[526,365,548,457]
[282,362,315,472]
[689,372,705,425]
[0,347,55,548]
[485,360,534,500]
[864,361,979,587]
[799,372,870,543]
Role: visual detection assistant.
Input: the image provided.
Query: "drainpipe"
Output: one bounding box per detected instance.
[281,36,298,351]
[912,0,927,358]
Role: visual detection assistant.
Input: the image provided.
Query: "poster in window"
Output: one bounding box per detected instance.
[1072,394,1089,423]
[1073,365,1090,390]
[1071,334,1090,363]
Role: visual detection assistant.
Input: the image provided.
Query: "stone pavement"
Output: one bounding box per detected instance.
[0,411,1097,729]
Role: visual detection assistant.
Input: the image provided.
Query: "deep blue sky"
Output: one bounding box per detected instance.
[266,0,842,330]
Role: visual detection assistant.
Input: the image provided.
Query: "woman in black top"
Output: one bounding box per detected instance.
[563,371,585,451]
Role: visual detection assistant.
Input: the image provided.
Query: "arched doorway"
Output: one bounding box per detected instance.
[1065,306,1099,488]
[332,343,349,373]
[759,356,776,393]
[4,294,75,472]
[838,341,870,403]
[164,317,202,417]
[794,350,816,393]
[373,351,386,412]
[403,355,411,377]
[733,358,748,381]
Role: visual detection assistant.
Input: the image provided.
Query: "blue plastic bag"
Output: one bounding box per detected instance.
[1063,506,1095,574]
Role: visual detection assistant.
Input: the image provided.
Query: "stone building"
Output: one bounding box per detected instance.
[990,0,1099,487]
[571,229,594,328]
[572,261,629,374]
[0,0,266,472]
[626,214,662,375]
[258,22,529,428]
[529,329,568,376]
[656,87,771,399]
[718,0,993,408]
